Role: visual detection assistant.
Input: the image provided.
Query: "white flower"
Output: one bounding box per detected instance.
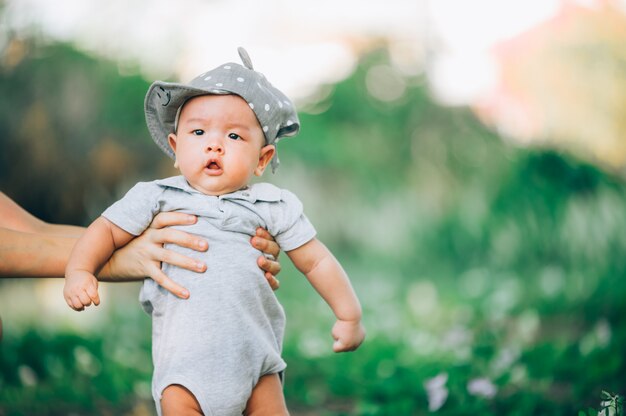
[423,373,449,412]
[467,377,497,399]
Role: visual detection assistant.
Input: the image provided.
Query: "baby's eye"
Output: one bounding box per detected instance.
[192,129,204,136]
[228,133,242,140]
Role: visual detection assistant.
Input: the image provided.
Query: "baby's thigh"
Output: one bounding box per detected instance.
[161,384,203,416]
[244,373,289,416]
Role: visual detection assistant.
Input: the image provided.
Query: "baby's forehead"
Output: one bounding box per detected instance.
[179,94,263,131]
[184,93,247,108]
[181,94,256,119]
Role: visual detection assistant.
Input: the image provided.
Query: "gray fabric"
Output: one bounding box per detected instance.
[144,47,300,172]
[102,176,316,416]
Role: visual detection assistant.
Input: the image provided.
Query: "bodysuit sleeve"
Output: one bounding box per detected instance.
[267,189,317,252]
[101,181,163,236]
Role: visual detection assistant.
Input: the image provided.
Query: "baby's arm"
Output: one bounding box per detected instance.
[64,217,134,311]
[287,238,365,352]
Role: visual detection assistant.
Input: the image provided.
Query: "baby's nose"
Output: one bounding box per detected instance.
[206,141,224,153]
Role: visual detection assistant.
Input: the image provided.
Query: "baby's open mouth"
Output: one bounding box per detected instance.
[205,156,223,169]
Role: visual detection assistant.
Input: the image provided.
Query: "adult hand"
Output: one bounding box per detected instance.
[251,227,282,290]
[105,214,284,297]
[105,212,207,298]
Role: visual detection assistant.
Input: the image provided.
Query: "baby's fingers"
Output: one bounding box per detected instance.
[333,339,347,353]
[68,295,86,311]
[332,337,360,352]
[331,322,365,353]
[78,290,95,309]
[86,285,101,306]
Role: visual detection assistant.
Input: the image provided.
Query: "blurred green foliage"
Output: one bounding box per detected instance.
[1,40,625,415]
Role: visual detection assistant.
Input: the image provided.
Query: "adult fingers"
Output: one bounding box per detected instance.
[150,227,208,253]
[253,228,281,258]
[264,272,280,291]
[257,255,282,277]
[154,246,206,273]
[150,212,197,229]
[148,266,190,299]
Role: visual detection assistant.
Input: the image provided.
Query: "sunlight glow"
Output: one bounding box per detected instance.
[3,0,561,106]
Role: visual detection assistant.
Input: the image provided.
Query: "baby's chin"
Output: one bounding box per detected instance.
[188,178,250,196]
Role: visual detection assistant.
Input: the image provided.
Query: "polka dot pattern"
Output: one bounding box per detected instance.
[146,47,300,172]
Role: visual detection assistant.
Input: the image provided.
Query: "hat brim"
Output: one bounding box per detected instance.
[144,81,233,159]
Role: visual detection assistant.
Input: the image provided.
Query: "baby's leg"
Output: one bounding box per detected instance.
[244,373,289,416]
[161,384,203,416]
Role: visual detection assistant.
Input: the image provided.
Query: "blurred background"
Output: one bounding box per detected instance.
[1,0,626,414]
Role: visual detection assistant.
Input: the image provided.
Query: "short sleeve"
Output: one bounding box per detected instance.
[101,181,163,236]
[267,189,317,252]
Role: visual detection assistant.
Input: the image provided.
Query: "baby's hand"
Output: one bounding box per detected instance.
[64,270,101,311]
[331,319,365,352]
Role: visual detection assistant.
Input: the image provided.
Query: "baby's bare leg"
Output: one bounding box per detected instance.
[161,384,203,416]
[244,373,289,416]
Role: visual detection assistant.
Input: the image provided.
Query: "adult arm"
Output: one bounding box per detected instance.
[0,192,83,236]
[0,192,283,291]
[0,212,205,281]
[0,227,77,277]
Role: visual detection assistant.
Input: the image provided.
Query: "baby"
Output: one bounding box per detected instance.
[64,48,365,416]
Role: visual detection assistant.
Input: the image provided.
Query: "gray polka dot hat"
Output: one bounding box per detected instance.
[144,47,300,171]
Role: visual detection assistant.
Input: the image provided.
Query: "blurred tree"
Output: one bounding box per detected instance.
[0,38,166,224]
[0,32,625,416]
[475,1,626,175]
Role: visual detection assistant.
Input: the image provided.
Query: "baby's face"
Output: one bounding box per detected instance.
[168,94,275,195]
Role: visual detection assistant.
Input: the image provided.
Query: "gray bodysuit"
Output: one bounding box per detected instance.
[102,176,316,416]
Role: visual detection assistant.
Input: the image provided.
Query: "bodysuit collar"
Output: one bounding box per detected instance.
[154,176,282,203]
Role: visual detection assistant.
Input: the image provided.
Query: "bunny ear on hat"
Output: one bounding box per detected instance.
[144,47,300,171]
[237,47,254,70]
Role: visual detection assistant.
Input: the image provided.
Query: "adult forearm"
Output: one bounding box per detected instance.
[0,228,75,277]
[37,222,85,237]
[0,227,138,281]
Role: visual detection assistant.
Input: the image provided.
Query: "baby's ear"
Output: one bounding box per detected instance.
[168,134,180,169]
[255,145,275,176]
[168,133,178,153]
